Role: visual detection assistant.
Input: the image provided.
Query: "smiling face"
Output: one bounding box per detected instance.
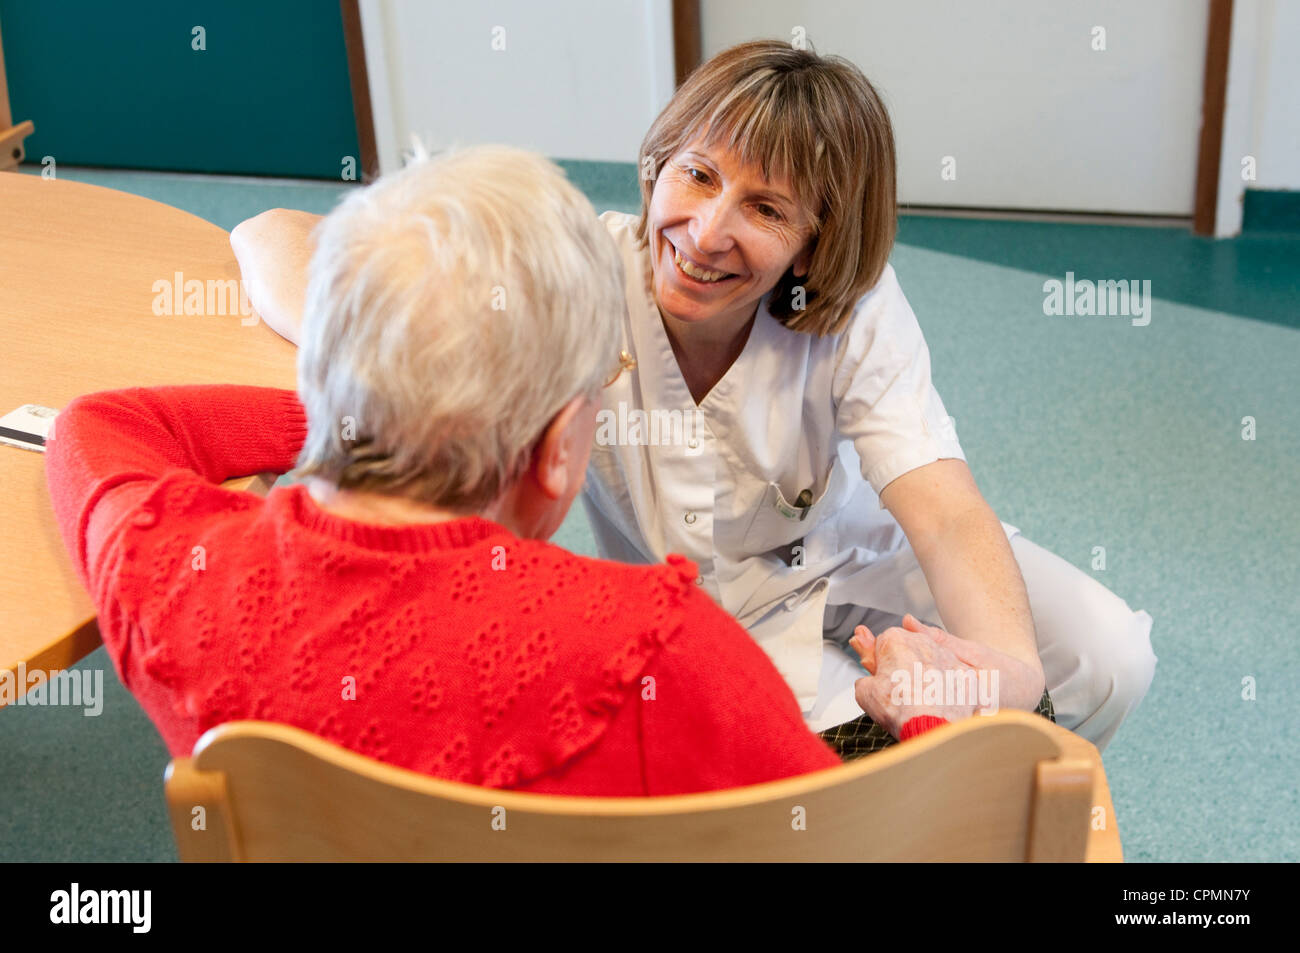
[647,138,816,330]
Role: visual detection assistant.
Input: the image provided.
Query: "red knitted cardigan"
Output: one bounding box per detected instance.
[43,384,852,796]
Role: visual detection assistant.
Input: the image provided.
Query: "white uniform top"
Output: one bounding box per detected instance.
[581,211,1014,716]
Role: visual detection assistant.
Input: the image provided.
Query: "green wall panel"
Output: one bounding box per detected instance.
[1,0,359,178]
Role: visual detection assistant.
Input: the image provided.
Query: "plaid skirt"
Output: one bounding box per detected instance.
[818,690,1057,761]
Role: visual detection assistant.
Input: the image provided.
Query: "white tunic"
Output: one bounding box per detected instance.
[581,211,1019,718]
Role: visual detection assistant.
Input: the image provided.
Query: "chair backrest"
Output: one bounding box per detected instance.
[0,18,37,171]
[164,709,1122,862]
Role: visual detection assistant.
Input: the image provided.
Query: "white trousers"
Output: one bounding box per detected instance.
[809,529,1157,752]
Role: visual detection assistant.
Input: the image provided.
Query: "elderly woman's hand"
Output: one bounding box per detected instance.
[894,614,1046,713]
[849,618,982,737]
[849,613,1046,739]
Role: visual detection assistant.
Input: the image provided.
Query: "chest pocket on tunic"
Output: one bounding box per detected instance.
[743,461,848,553]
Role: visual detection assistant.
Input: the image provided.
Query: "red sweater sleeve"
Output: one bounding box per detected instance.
[900,716,950,740]
[44,385,307,593]
[638,583,842,795]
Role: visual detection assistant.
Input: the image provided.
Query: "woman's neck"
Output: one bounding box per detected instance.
[305,477,498,527]
[658,303,758,405]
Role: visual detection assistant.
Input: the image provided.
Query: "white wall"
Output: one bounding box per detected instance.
[701,0,1209,215]
[1217,0,1300,235]
[358,0,674,174]
[358,0,1297,225]
[1251,0,1300,189]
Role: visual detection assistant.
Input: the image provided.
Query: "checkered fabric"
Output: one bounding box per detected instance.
[818,690,1057,761]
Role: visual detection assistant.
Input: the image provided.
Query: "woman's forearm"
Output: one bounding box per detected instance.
[230,208,322,346]
[880,460,1043,683]
[914,505,1044,679]
[44,386,307,590]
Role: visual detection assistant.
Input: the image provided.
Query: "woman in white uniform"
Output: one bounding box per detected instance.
[230,39,1156,756]
[580,40,1155,753]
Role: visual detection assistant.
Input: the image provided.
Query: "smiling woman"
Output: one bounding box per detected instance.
[580,39,1156,753]
[635,40,897,339]
[652,144,810,310]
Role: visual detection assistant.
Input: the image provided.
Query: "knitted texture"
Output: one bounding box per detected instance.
[44,385,841,796]
[898,716,951,741]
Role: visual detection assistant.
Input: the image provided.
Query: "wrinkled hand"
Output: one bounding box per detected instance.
[849,616,981,738]
[895,614,1045,712]
[850,614,1046,739]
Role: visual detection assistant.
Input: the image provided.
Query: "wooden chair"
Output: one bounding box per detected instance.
[164,709,1123,862]
[0,18,35,171]
[0,18,35,172]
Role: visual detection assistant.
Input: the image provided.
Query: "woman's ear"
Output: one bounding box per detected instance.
[531,394,589,501]
[792,240,815,279]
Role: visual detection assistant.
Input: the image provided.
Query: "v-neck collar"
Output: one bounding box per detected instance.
[646,288,775,414]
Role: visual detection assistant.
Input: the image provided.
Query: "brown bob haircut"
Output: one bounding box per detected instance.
[635,39,898,337]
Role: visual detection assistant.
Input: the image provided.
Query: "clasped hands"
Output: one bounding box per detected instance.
[849,614,1046,739]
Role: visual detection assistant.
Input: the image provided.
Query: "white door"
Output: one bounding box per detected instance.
[701,0,1209,215]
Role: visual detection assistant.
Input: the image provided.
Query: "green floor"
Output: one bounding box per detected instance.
[4,164,1297,862]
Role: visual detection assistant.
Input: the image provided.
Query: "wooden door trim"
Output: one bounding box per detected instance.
[341,0,379,183]
[1193,0,1234,235]
[673,0,701,87]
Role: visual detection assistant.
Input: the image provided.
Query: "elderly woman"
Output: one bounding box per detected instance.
[232,41,1156,755]
[44,144,868,795]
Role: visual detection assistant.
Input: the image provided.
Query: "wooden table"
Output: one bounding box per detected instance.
[0,172,296,703]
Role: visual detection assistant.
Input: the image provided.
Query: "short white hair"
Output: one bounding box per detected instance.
[294,142,626,509]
